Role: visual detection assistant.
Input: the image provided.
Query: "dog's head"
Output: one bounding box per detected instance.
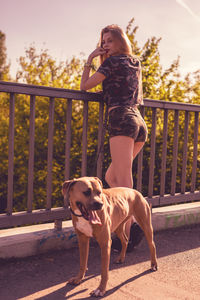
[62,177,104,222]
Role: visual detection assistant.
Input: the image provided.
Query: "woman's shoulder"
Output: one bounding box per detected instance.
[127,55,141,66]
[112,54,141,65]
[101,55,141,69]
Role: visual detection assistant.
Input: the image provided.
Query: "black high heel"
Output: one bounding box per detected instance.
[111,222,144,252]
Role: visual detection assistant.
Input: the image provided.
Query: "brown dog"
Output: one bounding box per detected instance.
[62,176,157,297]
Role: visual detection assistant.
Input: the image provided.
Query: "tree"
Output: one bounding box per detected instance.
[0,31,10,81]
[0,20,200,212]
[0,31,10,212]
[125,19,200,195]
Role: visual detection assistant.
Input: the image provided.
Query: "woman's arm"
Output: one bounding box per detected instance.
[80,47,106,91]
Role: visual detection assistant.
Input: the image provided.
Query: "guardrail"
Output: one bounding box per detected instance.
[0,81,199,229]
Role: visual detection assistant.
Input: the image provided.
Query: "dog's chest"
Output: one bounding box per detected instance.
[74,210,93,237]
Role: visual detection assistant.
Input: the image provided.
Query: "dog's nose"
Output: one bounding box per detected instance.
[91,201,103,211]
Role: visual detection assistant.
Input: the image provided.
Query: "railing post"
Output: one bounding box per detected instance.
[64,98,72,180]
[81,101,88,176]
[171,110,179,195]
[7,93,15,215]
[136,106,145,192]
[191,112,199,192]
[148,108,157,198]
[46,97,55,210]
[181,111,189,194]
[160,109,168,196]
[96,101,104,179]
[54,219,62,231]
[27,95,36,212]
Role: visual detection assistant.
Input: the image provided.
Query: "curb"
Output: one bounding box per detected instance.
[0,202,200,259]
[152,201,200,231]
[0,221,78,259]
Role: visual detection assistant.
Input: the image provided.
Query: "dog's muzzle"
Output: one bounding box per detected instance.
[75,201,102,225]
[89,201,103,211]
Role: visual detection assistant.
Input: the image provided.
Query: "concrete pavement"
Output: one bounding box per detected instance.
[0,224,200,300]
[0,201,200,259]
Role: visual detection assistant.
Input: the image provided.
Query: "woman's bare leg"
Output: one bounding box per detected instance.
[132,141,145,160]
[125,141,145,238]
[105,138,146,240]
[105,136,134,188]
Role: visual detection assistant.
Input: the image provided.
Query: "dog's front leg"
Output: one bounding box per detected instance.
[68,231,90,285]
[91,233,112,297]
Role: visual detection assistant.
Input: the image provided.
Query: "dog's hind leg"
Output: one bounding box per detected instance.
[114,219,129,263]
[134,204,158,271]
[142,221,157,271]
[68,231,90,285]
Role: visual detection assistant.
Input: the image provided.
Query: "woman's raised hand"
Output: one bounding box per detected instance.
[88,47,107,61]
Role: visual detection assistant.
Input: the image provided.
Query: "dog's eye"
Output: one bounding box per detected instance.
[96,190,101,196]
[83,189,91,197]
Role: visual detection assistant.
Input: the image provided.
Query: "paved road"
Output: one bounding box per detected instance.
[0,224,200,300]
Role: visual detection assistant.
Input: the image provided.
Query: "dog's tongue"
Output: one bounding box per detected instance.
[89,211,102,225]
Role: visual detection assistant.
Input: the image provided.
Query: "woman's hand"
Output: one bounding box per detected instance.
[88,47,107,63]
[80,47,106,91]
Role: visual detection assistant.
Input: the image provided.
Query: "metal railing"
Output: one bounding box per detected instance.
[0,81,200,229]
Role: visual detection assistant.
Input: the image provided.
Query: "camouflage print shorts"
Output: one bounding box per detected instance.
[108,106,148,142]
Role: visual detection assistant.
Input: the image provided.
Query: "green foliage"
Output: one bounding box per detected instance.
[0,20,200,213]
[0,31,10,81]
[16,45,84,88]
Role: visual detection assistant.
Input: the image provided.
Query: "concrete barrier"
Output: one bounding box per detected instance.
[152,201,200,231]
[0,202,200,259]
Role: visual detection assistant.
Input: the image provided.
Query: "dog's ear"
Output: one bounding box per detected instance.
[62,179,77,207]
[94,177,103,188]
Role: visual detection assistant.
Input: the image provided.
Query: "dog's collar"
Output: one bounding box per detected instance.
[69,202,102,226]
[69,206,83,218]
[69,201,91,221]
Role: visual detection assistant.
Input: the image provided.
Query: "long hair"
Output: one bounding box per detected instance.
[99,24,133,64]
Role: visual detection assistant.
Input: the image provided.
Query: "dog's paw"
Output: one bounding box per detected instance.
[151,263,158,272]
[68,276,83,285]
[90,288,105,297]
[114,255,125,264]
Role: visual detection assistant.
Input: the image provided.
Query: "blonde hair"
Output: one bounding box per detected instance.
[99,24,133,64]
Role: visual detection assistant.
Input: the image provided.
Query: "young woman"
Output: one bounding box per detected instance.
[80,24,148,251]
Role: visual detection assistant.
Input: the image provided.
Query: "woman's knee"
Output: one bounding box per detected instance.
[105,169,116,187]
[105,165,133,188]
[105,170,110,185]
[114,170,133,188]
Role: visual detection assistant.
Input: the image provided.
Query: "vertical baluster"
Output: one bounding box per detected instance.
[81,101,88,176]
[181,111,189,193]
[191,112,199,192]
[7,93,15,215]
[46,97,55,210]
[160,109,168,196]
[27,95,35,212]
[64,98,72,180]
[171,110,179,195]
[136,106,145,192]
[148,108,157,198]
[96,101,104,179]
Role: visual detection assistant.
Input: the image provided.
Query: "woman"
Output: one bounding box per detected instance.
[80,24,147,251]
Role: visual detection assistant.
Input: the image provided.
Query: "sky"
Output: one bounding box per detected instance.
[1,0,200,79]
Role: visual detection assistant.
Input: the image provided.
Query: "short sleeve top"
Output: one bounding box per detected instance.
[97,54,143,108]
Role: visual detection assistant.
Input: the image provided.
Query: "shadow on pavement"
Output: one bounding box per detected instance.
[0,224,199,300]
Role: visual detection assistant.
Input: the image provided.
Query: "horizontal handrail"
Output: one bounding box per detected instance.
[1,81,200,111]
[0,80,102,101]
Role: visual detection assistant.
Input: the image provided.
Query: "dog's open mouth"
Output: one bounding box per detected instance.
[76,202,102,225]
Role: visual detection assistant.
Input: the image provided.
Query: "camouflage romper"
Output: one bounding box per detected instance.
[97,54,148,142]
